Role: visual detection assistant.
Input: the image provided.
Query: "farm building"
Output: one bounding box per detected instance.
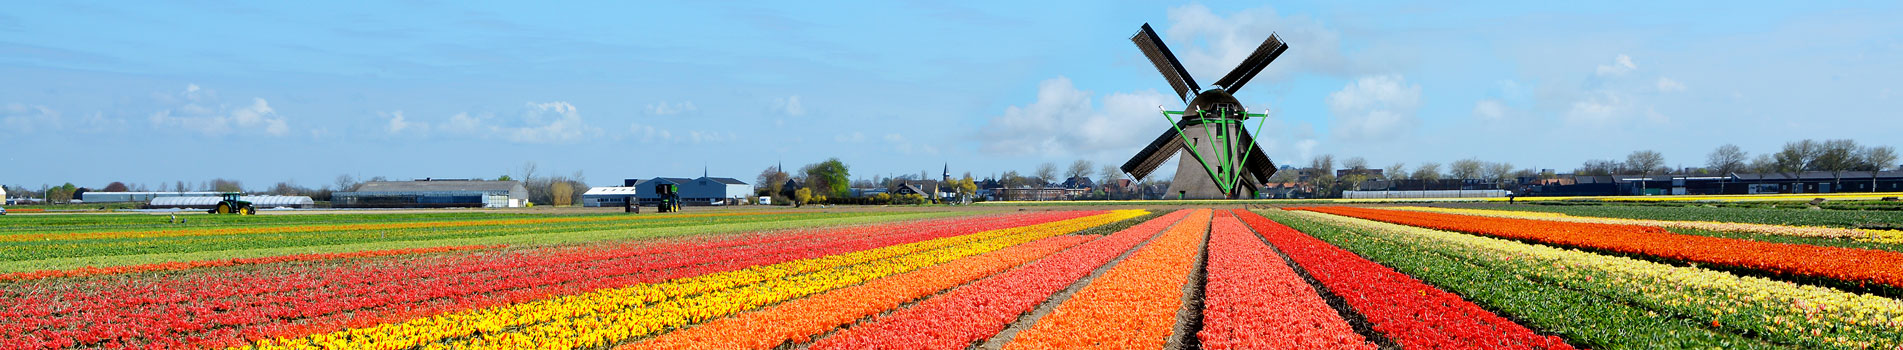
[80,192,225,203]
[332,179,527,208]
[149,195,315,209]
[580,186,640,207]
[594,176,753,206]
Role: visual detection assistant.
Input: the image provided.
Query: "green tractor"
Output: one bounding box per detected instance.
[208,192,256,215]
[654,183,682,213]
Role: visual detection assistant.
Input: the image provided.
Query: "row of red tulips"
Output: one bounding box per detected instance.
[1,211,1092,349]
[1237,210,1575,350]
[809,209,1190,349]
[0,244,501,283]
[1197,210,1371,350]
[1289,206,1903,288]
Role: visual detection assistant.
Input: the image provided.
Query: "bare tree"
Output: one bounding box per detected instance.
[1413,162,1442,181]
[1309,155,1335,174]
[1067,160,1094,181]
[1034,162,1058,187]
[519,162,539,184]
[334,174,359,192]
[1450,159,1484,180]
[1863,146,1898,191]
[1626,150,1666,175]
[1577,159,1620,176]
[1098,165,1125,188]
[1344,157,1368,171]
[1815,139,1861,188]
[1706,144,1748,176]
[1386,163,1407,180]
[1485,162,1514,186]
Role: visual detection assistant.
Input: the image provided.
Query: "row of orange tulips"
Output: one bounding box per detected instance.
[1003,209,1211,349]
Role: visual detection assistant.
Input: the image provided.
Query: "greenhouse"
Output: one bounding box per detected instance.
[148,195,315,209]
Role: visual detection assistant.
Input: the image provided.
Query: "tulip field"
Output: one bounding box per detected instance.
[4,203,1902,349]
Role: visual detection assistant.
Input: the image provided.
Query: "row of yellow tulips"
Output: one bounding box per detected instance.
[1291,210,1903,349]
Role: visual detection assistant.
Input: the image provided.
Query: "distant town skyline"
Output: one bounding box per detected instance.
[4,1,1901,189]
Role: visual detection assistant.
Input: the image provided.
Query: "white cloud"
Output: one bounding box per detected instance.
[646,100,697,115]
[1162,4,1355,84]
[630,122,673,143]
[976,76,1171,158]
[443,112,483,134]
[883,133,939,155]
[1473,99,1508,120]
[1656,77,1686,92]
[496,101,597,143]
[384,111,426,134]
[146,85,290,137]
[834,132,865,143]
[629,122,734,144]
[2,103,61,133]
[1326,75,1420,141]
[1564,91,1637,127]
[772,95,805,116]
[1596,54,1637,76]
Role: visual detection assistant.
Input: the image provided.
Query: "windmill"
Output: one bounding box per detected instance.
[1119,23,1286,199]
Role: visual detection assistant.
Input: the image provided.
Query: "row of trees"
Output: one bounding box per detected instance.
[8,162,595,206]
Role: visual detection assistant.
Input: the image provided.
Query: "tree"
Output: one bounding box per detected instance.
[1413,162,1442,182]
[1307,155,1337,197]
[102,182,129,192]
[756,165,789,201]
[1034,162,1058,187]
[1626,150,1665,175]
[1098,165,1125,189]
[496,175,513,182]
[1774,140,1820,176]
[1067,160,1094,181]
[1309,155,1335,175]
[1707,144,1748,176]
[801,158,851,199]
[1344,157,1369,171]
[550,182,575,206]
[1000,170,1032,188]
[210,179,244,193]
[1485,162,1515,189]
[335,175,359,192]
[1748,154,1777,174]
[1577,159,1620,176]
[1863,146,1898,191]
[961,176,978,195]
[1814,139,1861,188]
[270,182,303,195]
[792,188,813,207]
[1386,163,1407,180]
[1450,159,1484,180]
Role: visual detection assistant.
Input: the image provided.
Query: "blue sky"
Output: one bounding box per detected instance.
[4,1,1901,190]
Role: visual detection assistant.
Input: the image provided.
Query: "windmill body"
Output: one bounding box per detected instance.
[1119,23,1287,199]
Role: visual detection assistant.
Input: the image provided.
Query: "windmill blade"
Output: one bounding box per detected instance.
[1122,128,1186,180]
[1132,23,1200,102]
[1211,33,1287,93]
